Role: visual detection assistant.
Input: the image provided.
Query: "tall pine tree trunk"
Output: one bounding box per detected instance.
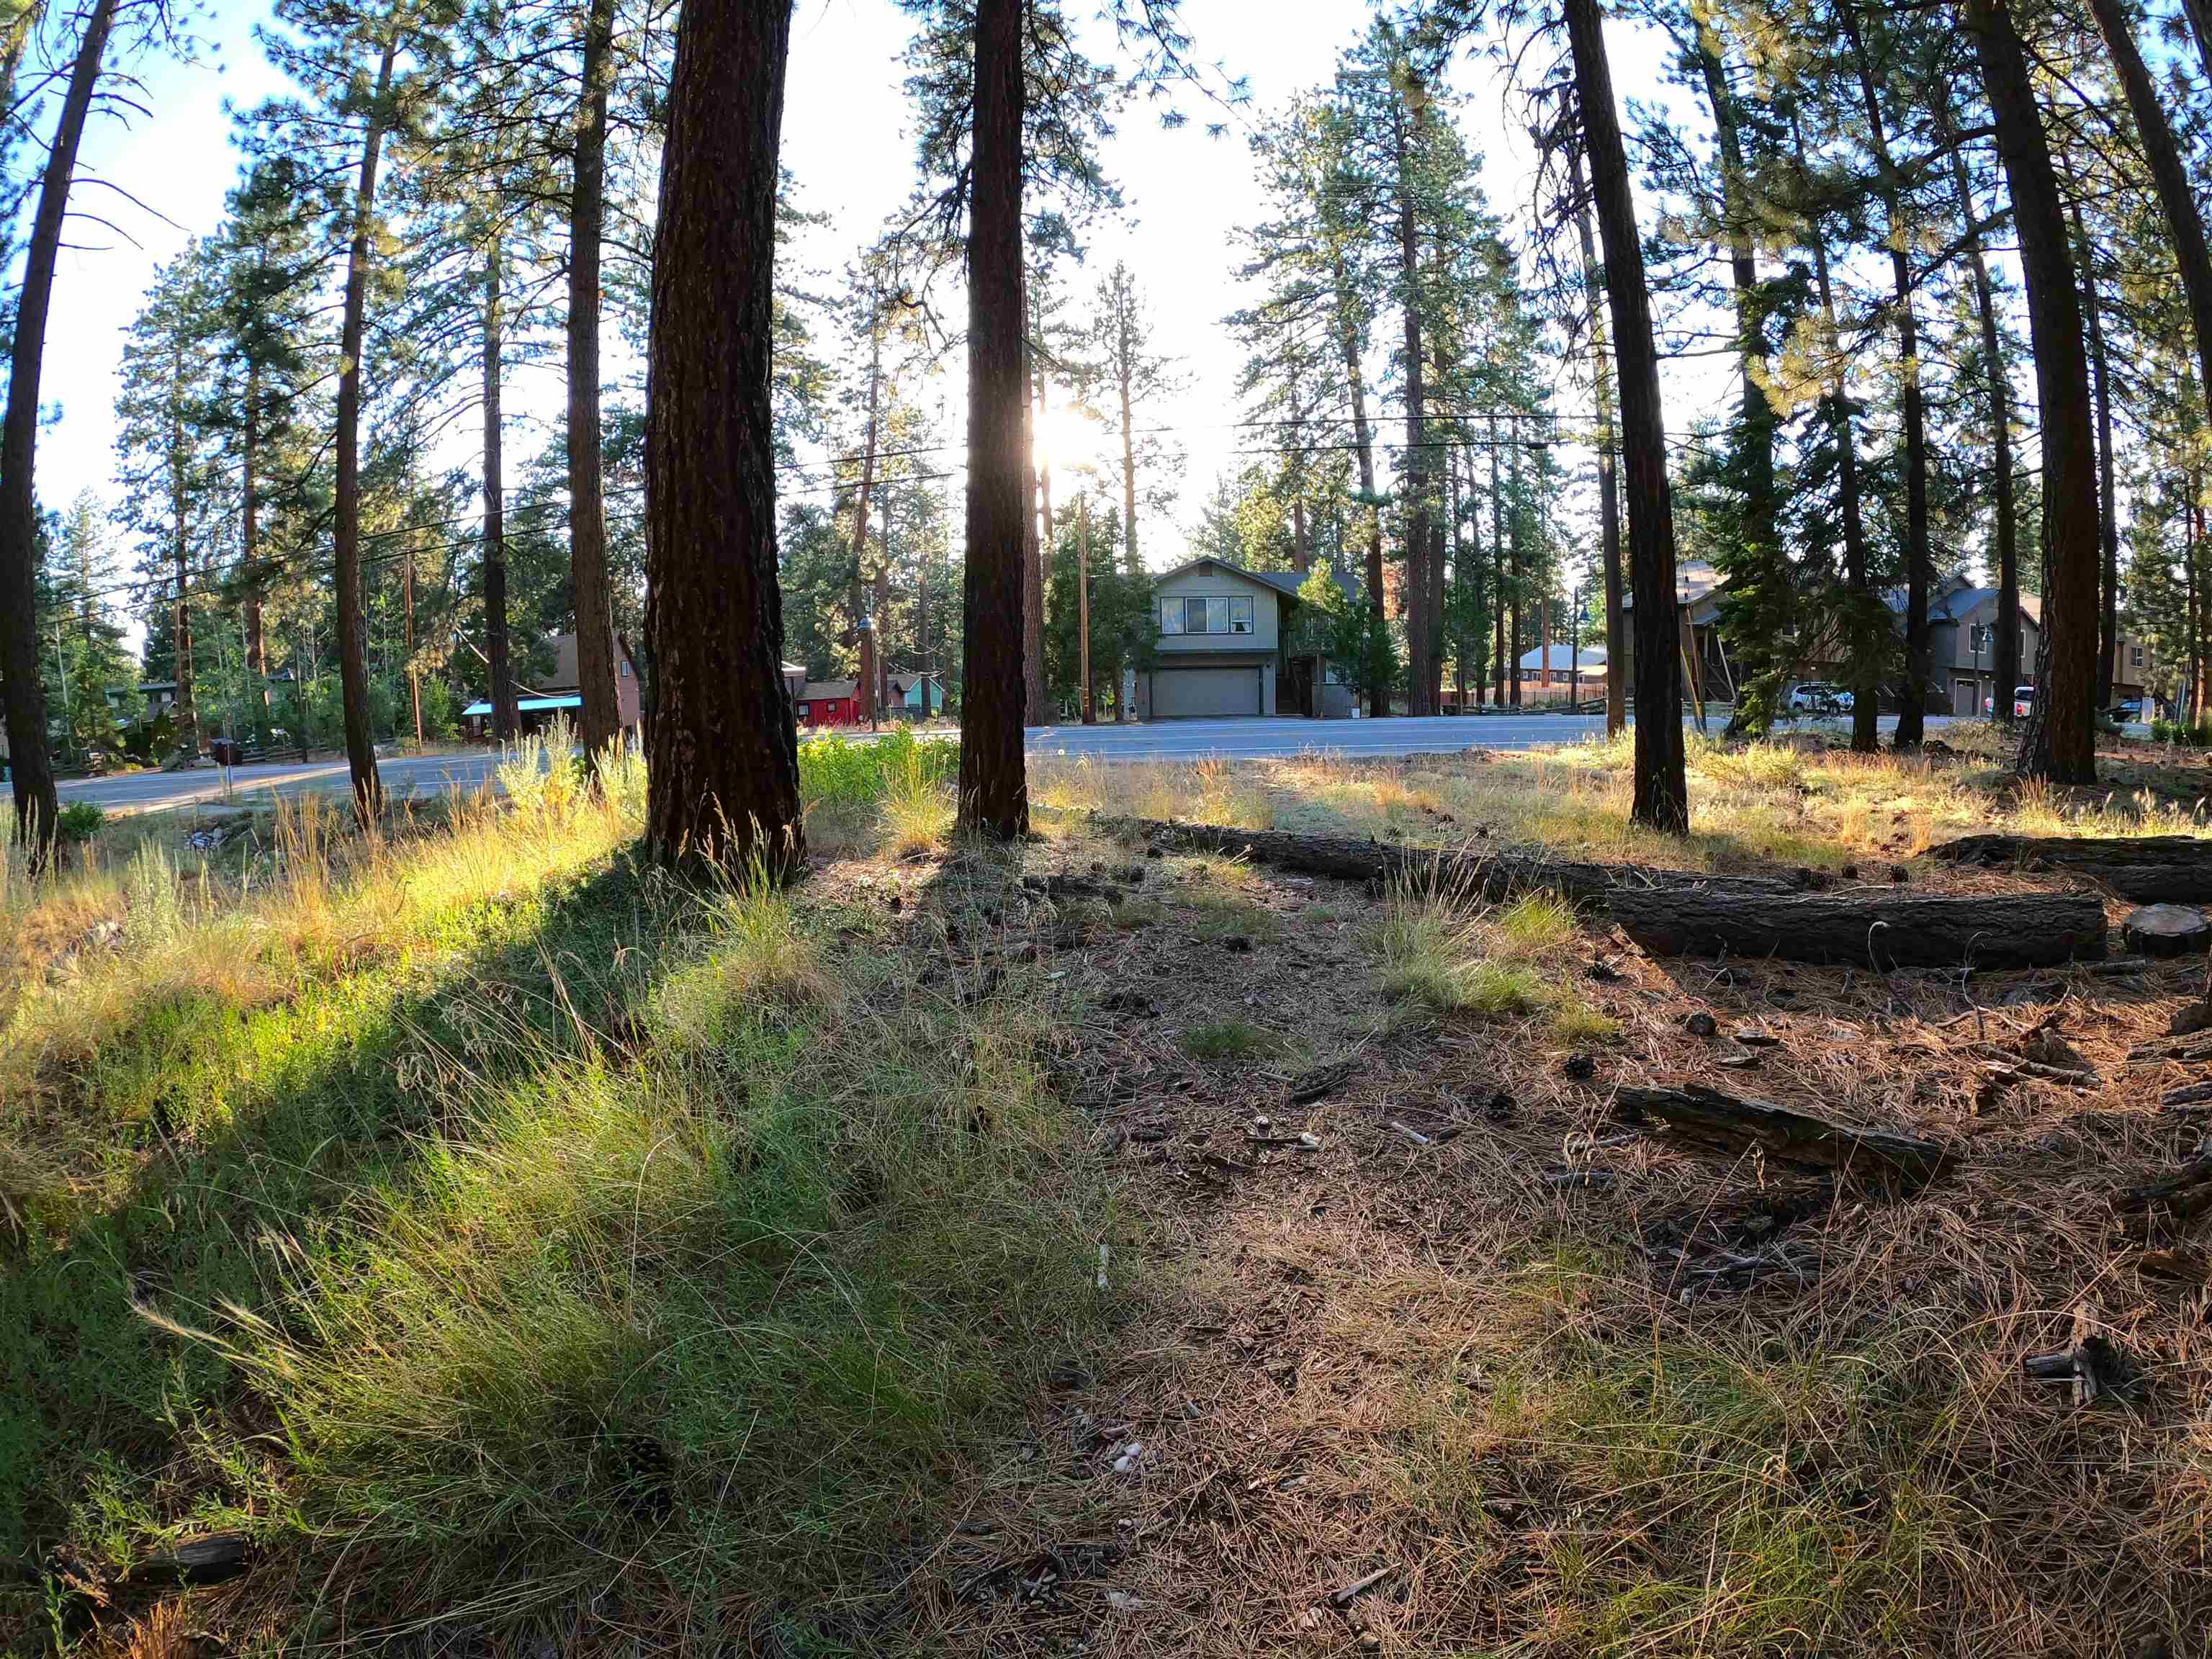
[2072,199,2119,709]
[333,32,397,821]
[956,0,1029,837]
[642,0,801,873]
[1942,114,2018,720]
[168,346,197,765]
[850,305,883,723]
[2087,0,2212,711]
[1797,114,1879,755]
[1839,7,1929,748]
[1490,416,1506,703]
[1118,309,1140,576]
[1567,0,1686,831]
[1691,15,1778,588]
[1570,143,1626,737]
[242,363,268,737]
[1334,253,1388,716]
[1508,438,1524,707]
[0,0,114,866]
[483,231,517,742]
[1022,267,1046,724]
[1392,93,1433,716]
[1968,0,2098,783]
[567,0,621,759]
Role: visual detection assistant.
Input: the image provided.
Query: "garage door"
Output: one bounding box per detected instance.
[1152,666,1261,719]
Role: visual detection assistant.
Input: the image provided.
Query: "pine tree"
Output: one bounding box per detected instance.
[1,0,127,864]
[1963,0,2098,783]
[641,0,799,872]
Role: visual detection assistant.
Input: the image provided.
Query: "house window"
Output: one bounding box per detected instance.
[1230,597,1253,634]
[797,702,810,720]
[1159,598,1184,634]
[2132,644,2144,668]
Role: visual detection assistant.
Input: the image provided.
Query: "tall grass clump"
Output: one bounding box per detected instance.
[156,873,1111,1646]
[797,728,958,855]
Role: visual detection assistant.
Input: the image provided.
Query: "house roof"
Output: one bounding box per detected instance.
[1619,559,1722,612]
[1930,586,2042,624]
[462,695,585,717]
[1516,643,1606,673]
[799,680,858,701]
[1152,555,1345,601]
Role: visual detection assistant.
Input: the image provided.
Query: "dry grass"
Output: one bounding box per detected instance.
[1036,729,2212,881]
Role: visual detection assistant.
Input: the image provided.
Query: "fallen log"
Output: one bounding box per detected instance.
[1617,1084,1957,1184]
[1104,818,2105,968]
[1607,885,2106,970]
[1090,817,1791,909]
[1934,833,2212,902]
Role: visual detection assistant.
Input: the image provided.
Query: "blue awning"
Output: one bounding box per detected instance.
[462,695,585,716]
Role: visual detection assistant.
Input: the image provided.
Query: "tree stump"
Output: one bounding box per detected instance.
[2121,904,2211,958]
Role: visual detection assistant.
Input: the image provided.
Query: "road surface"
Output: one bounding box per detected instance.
[53,711,1953,816]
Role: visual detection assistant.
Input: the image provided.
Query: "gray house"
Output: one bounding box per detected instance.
[1134,557,1354,719]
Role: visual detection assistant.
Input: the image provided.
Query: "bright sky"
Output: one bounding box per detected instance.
[34,0,1709,596]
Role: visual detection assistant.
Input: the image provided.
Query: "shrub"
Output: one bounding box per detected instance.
[57,801,103,843]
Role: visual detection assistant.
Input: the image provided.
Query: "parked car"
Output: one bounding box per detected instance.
[2013,684,2036,719]
[1786,680,1853,714]
[2107,698,2144,724]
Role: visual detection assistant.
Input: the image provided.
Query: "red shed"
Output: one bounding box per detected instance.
[796,680,860,727]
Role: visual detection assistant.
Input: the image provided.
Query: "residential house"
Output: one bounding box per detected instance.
[1928,588,2157,716]
[796,680,860,727]
[1136,557,1356,719]
[884,672,948,717]
[1624,562,2158,715]
[461,630,644,736]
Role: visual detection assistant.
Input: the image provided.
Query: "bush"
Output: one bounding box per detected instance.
[56,801,103,843]
[2152,715,2212,747]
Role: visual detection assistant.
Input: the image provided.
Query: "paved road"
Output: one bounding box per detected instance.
[53,711,1959,815]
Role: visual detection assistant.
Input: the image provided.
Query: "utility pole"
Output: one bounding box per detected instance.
[1568,583,1581,710]
[1079,493,1094,724]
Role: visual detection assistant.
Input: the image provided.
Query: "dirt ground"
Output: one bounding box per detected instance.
[852,806,2212,1659]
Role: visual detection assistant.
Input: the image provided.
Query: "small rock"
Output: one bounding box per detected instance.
[1253,1113,1272,1131]
[1297,1131,1323,1149]
[1104,1590,1144,1614]
[1588,958,1620,982]
[1838,862,1858,881]
[1483,1090,1514,1123]
[2170,1003,2212,1038]
[1889,863,1910,884]
[1716,1053,1762,1071]
[1111,1441,1144,1473]
[1561,1053,1596,1079]
[1222,934,1255,953]
[1684,1011,1717,1038]
[1734,1028,1781,1048]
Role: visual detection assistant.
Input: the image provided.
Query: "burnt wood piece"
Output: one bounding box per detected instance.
[1607,886,2105,970]
[2116,1156,2212,1218]
[1936,833,2212,902]
[1617,1084,1956,1184]
[117,1534,249,1590]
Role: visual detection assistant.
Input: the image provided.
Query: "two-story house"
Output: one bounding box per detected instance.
[1134,557,1355,719]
